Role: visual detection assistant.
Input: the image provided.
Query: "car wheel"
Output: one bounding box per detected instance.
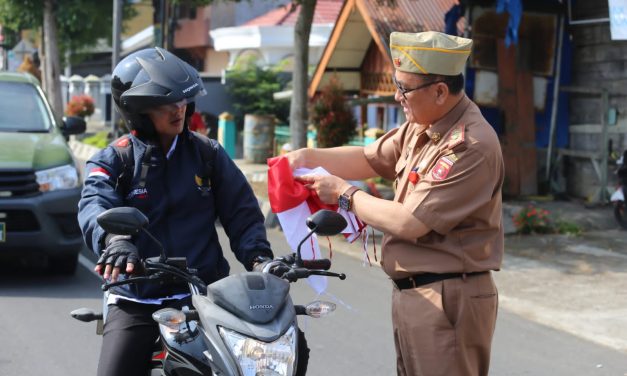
[49,254,79,275]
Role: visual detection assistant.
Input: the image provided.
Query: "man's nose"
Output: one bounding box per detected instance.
[168,100,186,112]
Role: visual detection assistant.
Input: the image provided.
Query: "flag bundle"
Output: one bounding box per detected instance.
[267,157,366,293]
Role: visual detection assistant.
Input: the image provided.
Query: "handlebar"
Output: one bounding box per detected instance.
[102,255,346,292]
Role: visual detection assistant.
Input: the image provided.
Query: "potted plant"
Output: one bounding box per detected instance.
[65,94,95,119]
[310,75,356,148]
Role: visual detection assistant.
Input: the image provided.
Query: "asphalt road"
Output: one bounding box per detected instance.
[0,226,625,375]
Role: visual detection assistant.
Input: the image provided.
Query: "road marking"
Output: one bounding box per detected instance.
[79,253,101,278]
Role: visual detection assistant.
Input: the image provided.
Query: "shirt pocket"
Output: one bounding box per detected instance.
[393,158,407,191]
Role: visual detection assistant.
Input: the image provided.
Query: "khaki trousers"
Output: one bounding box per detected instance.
[392,272,498,376]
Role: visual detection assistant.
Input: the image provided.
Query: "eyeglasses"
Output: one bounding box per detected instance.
[392,76,443,100]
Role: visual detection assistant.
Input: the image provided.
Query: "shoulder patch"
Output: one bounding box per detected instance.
[431,155,456,181]
[447,124,465,149]
[115,136,130,148]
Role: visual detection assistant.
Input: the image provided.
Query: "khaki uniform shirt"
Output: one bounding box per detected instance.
[364,95,504,280]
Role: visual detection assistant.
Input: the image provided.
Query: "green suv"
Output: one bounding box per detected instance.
[0,72,86,274]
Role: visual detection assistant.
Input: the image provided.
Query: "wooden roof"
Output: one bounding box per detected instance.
[308,0,464,97]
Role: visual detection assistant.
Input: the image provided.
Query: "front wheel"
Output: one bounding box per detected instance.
[295,329,310,376]
[614,200,627,230]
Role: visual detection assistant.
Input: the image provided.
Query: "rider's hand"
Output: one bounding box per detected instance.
[95,235,139,282]
[252,256,273,272]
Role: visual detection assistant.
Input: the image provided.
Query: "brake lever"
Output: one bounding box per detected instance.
[282,268,347,282]
[101,273,163,291]
[309,270,347,280]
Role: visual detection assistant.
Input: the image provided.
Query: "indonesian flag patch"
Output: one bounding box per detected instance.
[431,156,455,181]
[88,167,111,179]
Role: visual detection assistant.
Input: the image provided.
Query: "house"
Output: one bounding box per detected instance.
[309,0,614,199]
[210,0,343,70]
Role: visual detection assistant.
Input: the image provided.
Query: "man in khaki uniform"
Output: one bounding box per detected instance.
[286,31,504,376]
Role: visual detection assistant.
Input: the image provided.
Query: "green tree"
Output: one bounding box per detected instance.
[0,0,136,117]
[174,0,316,149]
[224,55,289,127]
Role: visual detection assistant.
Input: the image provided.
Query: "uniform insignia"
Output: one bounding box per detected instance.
[431,156,455,181]
[126,187,148,200]
[87,167,111,179]
[447,124,465,149]
[417,160,428,174]
[447,153,458,162]
[430,132,441,143]
[115,137,130,147]
[394,57,401,67]
[195,174,212,196]
[408,168,419,184]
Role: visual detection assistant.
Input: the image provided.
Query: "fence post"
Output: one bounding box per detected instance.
[218,112,236,158]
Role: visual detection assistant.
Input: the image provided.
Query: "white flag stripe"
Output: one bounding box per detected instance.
[276,202,327,294]
[88,171,110,179]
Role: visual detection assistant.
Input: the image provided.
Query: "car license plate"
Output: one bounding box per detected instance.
[0,222,4,242]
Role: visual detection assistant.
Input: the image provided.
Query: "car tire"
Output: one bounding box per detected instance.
[49,254,79,275]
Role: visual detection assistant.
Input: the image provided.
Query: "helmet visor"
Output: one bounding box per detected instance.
[141,98,189,116]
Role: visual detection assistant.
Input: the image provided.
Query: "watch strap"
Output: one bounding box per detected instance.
[340,186,361,211]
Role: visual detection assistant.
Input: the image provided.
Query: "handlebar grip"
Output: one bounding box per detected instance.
[302,258,331,270]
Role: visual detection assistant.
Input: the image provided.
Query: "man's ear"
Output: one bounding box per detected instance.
[435,83,449,105]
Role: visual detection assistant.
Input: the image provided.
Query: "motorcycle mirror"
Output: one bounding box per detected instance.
[306,210,347,236]
[96,207,149,235]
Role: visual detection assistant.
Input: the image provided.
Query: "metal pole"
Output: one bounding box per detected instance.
[111,0,122,137]
[545,15,565,183]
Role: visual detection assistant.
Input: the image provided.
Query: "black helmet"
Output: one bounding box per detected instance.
[111,47,206,136]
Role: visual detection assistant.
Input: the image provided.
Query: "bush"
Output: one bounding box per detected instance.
[513,204,582,235]
[65,94,95,118]
[82,131,109,149]
[224,56,289,126]
[513,205,553,234]
[310,75,356,148]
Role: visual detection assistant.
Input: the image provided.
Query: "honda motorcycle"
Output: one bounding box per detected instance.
[71,207,347,375]
[611,150,627,230]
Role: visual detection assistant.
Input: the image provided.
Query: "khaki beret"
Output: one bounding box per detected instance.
[390,31,472,76]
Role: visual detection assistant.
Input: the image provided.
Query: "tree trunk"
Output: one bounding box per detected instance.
[289,0,316,149]
[43,0,63,121]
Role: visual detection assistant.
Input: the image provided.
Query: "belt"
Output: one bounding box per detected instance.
[393,271,489,290]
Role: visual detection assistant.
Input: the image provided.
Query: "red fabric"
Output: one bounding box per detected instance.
[267,156,337,214]
[188,112,207,133]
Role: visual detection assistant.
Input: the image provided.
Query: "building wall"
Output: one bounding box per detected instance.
[567,0,627,199]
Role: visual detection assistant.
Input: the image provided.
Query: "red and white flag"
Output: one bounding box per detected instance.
[88,167,111,179]
[267,157,366,294]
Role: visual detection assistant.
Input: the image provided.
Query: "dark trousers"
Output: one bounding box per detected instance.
[97,298,189,376]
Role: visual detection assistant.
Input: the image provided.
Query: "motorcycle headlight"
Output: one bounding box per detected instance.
[35,164,79,192]
[219,325,297,376]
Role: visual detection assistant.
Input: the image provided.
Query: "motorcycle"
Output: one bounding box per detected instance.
[611,150,627,229]
[71,206,348,375]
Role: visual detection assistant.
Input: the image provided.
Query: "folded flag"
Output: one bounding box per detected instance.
[267,156,367,293]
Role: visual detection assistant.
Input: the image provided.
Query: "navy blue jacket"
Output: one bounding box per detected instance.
[78,129,272,299]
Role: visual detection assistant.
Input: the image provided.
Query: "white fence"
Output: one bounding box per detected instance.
[61,74,111,124]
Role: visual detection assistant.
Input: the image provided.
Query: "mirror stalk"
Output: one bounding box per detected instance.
[295,226,317,267]
[141,227,167,262]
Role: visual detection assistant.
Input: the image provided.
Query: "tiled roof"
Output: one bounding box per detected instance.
[361,0,465,50]
[243,0,343,26]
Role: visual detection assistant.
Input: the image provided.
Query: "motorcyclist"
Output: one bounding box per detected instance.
[77,47,273,376]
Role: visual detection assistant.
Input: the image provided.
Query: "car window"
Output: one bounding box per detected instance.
[0,82,52,132]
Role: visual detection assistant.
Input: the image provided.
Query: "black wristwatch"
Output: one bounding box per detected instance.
[338,186,360,211]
